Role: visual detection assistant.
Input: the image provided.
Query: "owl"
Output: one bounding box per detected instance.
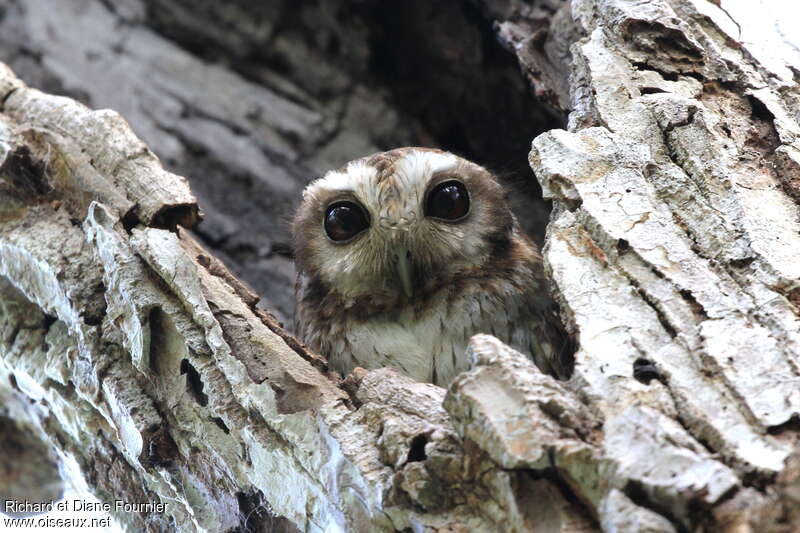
[292,147,568,387]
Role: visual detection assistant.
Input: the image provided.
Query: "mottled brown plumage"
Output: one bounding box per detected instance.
[293,147,568,386]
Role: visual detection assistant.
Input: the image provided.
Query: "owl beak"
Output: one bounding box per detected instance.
[395,246,414,298]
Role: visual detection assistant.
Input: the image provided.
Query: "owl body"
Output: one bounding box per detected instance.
[293,148,562,387]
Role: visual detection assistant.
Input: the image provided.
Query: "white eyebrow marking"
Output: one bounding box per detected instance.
[394,151,457,189]
[303,160,379,199]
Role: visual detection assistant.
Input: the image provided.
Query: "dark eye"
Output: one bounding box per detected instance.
[425,180,469,221]
[324,201,369,242]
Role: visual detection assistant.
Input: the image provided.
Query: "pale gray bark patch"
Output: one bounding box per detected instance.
[0,293,64,518]
[528,0,800,529]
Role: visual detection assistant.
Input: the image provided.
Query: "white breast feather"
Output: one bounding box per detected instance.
[329,285,531,385]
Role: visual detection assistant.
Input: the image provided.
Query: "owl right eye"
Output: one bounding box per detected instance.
[324,201,370,242]
[425,180,469,221]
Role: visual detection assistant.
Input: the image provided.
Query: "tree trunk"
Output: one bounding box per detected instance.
[1,0,799,532]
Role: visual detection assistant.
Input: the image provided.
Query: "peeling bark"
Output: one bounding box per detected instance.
[1,0,800,532]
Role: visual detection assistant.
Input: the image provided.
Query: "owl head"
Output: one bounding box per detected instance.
[292,147,515,302]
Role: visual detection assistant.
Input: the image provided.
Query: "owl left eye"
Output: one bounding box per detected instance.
[425,180,470,221]
[324,201,370,242]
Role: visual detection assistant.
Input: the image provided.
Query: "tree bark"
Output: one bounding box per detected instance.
[1,1,799,532]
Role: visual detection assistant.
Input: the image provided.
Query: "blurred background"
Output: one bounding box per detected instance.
[0,0,563,325]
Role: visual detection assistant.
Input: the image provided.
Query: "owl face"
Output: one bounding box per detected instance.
[293,148,513,302]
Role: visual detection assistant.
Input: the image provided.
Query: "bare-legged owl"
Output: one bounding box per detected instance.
[293,147,568,387]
